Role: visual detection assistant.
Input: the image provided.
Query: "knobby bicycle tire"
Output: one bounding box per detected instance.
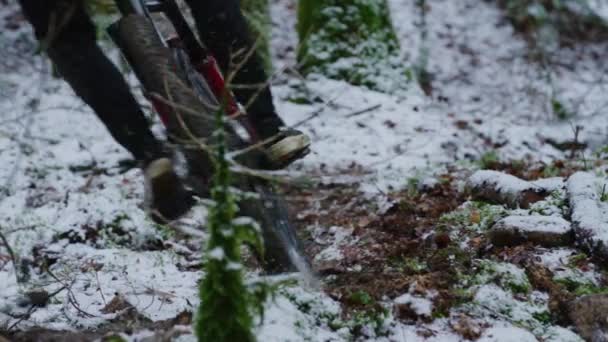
[113,14,303,273]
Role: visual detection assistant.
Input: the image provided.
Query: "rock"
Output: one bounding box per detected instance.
[449,314,482,340]
[567,172,608,262]
[468,170,549,209]
[393,293,433,323]
[100,294,134,314]
[489,215,573,247]
[569,294,608,341]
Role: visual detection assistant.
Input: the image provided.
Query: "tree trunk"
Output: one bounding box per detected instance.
[241,0,272,72]
[297,0,405,93]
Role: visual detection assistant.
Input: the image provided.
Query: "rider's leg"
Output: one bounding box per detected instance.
[18,0,193,219]
[18,0,164,163]
[185,0,311,167]
[185,0,284,139]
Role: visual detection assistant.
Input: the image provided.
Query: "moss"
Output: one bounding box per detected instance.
[474,260,532,295]
[439,201,506,232]
[348,306,390,338]
[241,0,272,72]
[532,310,553,324]
[554,277,608,296]
[478,150,500,169]
[551,97,575,120]
[297,0,406,92]
[348,290,374,306]
[102,335,127,342]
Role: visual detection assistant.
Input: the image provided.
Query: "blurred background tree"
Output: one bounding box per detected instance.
[297,0,407,93]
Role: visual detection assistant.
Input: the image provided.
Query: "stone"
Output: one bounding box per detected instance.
[468,170,548,209]
[489,215,573,247]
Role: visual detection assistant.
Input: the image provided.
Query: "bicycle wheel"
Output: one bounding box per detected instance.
[112,14,304,273]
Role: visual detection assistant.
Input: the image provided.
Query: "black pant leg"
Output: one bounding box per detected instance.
[18,0,164,162]
[185,0,284,138]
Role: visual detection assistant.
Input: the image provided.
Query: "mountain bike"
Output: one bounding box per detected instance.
[106,0,306,273]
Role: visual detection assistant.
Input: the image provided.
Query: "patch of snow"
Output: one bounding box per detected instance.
[538,248,602,286]
[478,326,538,342]
[394,293,433,317]
[208,247,225,260]
[469,170,542,194]
[567,172,608,245]
[494,215,571,234]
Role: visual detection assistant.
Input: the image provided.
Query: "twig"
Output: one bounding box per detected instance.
[0,228,17,270]
[344,104,382,118]
[7,284,68,331]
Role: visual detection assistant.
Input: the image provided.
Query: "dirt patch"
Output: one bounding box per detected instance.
[481,159,581,181]
[287,175,471,319]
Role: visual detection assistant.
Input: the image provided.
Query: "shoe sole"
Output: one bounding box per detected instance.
[146,158,176,195]
[266,134,311,166]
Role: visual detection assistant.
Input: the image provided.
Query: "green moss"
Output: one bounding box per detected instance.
[349,306,390,337]
[555,277,608,296]
[102,335,127,342]
[532,311,553,325]
[297,0,406,92]
[474,260,532,295]
[478,150,500,169]
[241,0,272,72]
[348,290,374,306]
[439,201,506,232]
[551,98,575,120]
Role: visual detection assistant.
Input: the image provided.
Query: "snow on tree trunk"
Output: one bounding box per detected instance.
[241,0,272,72]
[297,0,406,92]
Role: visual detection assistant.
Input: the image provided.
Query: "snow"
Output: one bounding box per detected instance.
[478,326,538,342]
[2,0,608,340]
[469,170,542,194]
[538,248,602,286]
[207,247,225,260]
[494,215,571,234]
[394,293,433,317]
[312,225,356,262]
[531,177,565,192]
[567,172,608,244]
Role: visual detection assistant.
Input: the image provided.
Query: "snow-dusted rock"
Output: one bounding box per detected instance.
[567,172,608,261]
[393,293,433,322]
[489,215,573,247]
[468,170,548,209]
[569,294,608,342]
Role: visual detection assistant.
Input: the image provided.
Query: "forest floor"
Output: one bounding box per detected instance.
[2,0,608,341]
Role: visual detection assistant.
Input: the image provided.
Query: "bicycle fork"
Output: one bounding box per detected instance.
[107,0,260,143]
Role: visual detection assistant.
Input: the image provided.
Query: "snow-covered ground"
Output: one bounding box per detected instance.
[1,0,608,341]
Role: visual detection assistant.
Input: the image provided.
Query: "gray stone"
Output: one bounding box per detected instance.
[489,215,573,247]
